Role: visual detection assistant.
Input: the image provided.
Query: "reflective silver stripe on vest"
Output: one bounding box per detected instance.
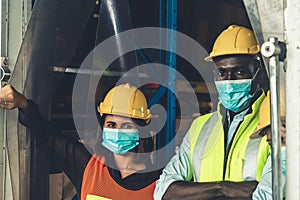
[242,137,262,180]
[192,112,219,181]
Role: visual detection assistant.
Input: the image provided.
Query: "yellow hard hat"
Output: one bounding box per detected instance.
[250,91,271,139]
[98,83,151,124]
[256,91,271,131]
[205,25,260,61]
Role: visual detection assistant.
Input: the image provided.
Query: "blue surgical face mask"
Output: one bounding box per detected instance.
[215,79,253,112]
[102,128,139,155]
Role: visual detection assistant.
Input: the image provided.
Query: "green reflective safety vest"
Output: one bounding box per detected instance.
[188,92,270,182]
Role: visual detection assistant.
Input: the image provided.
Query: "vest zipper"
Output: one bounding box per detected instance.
[223,121,243,180]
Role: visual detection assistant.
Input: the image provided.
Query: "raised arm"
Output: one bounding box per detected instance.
[0,84,28,110]
[0,85,91,192]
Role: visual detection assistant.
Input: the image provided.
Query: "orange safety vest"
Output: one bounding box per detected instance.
[81,155,156,200]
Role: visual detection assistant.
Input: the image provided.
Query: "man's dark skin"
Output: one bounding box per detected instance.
[213,56,256,81]
[163,54,266,200]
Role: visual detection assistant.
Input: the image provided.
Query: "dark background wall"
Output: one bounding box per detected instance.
[23,0,252,199]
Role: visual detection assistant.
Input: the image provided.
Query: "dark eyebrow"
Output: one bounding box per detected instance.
[218,66,251,72]
[234,65,250,69]
[105,121,116,125]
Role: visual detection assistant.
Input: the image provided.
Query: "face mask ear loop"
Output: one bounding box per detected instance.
[251,68,261,96]
[254,54,267,75]
[252,68,260,81]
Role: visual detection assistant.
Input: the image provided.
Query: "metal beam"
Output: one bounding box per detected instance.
[261,38,283,200]
[1,0,32,199]
[165,0,177,161]
[0,0,31,199]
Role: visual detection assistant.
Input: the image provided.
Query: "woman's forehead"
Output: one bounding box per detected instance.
[104,115,133,123]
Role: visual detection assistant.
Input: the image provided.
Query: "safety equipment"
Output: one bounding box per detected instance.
[205,25,260,61]
[98,83,151,124]
[81,156,156,200]
[102,128,139,155]
[188,92,269,182]
[256,91,270,131]
[215,79,253,112]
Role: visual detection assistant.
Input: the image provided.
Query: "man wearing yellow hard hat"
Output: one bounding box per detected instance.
[154,25,278,200]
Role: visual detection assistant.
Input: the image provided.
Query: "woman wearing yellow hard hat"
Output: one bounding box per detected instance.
[0,83,161,200]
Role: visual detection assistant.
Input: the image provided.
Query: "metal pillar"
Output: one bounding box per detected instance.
[155,0,177,163]
[0,0,32,199]
[0,64,11,200]
[1,0,30,199]
[165,0,177,160]
[286,0,300,198]
[261,38,284,200]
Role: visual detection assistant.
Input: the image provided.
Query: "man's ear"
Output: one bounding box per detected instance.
[257,66,270,92]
